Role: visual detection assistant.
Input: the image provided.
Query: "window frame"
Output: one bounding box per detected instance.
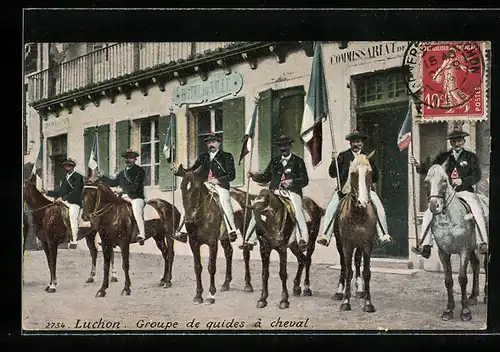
[138,116,160,187]
[355,69,408,112]
[189,104,224,163]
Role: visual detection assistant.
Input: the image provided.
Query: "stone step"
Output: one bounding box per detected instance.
[328,264,419,277]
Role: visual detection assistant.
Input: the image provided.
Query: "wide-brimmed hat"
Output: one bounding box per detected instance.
[121,148,140,158]
[446,130,470,140]
[61,158,76,167]
[204,132,222,143]
[274,135,294,146]
[345,129,368,141]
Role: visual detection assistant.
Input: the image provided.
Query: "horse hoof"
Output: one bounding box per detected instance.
[340,303,351,311]
[193,296,203,304]
[47,287,56,293]
[164,282,172,289]
[44,286,50,292]
[244,284,253,293]
[441,309,454,321]
[205,298,215,305]
[468,297,478,306]
[111,277,119,283]
[333,293,344,301]
[256,300,267,309]
[303,288,313,296]
[279,301,290,309]
[121,289,131,296]
[461,309,472,322]
[158,281,166,287]
[292,287,302,296]
[220,283,230,292]
[229,233,237,242]
[356,291,365,299]
[363,304,376,313]
[95,291,106,298]
[85,277,94,284]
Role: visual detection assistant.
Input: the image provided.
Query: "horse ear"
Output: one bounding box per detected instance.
[193,165,203,175]
[367,150,376,160]
[176,164,187,178]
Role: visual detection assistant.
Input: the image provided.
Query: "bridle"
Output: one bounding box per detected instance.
[83,185,113,218]
[428,184,458,212]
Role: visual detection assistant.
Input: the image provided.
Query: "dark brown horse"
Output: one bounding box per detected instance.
[175,165,253,305]
[249,188,324,309]
[333,153,378,313]
[81,179,179,297]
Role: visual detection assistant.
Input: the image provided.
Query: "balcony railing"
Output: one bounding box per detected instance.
[27,42,238,104]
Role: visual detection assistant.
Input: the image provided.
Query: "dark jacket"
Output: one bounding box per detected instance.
[329,149,379,190]
[416,149,480,192]
[101,164,146,199]
[46,171,85,206]
[184,150,236,190]
[252,153,309,197]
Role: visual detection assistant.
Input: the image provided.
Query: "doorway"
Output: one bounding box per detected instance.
[48,134,67,189]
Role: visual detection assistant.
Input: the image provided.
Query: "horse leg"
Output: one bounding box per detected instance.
[333,234,346,300]
[46,240,58,293]
[468,252,480,306]
[361,247,376,313]
[154,236,170,287]
[120,241,132,296]
[85,232,98,283]
[438,249,455,320]
[96,244,112,297]
[40,239,52,292]
[220,238,232,292]
[289,243,305,296]
[257,246,271,308]
[458,251,472,321]
[243,245,253,292]
[165,236,175,288]
[110,248,118,282]
[205,242,218,305]
[303,237,315,297]
[484,255,488,304]
[340,242,354,311]
[190,240,204,304]
[354,248,365,298]
[278,247,290,309]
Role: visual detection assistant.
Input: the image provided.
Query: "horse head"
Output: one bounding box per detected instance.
[346,152,374,208]
[425,163,452,215]
[178,164,205,224]
[252,189,284,233]
[81,178,119,221]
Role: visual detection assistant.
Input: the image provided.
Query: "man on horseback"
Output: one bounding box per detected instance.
[44,158,84,249]
[172,132,241,242]
[239,135,310,252]
[410,129,488,258]
[316,130,392,247]
[99,149,146,244]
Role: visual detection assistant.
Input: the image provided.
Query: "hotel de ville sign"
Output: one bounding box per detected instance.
[172,71,244,106]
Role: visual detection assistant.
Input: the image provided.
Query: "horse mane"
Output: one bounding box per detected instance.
[426,164,449,183]
[24,177,52,206]
[94,179,125,204]
[342,154,372,195]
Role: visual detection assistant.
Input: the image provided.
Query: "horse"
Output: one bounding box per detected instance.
[81,179,179,297]
[333,153,378,313]
[175,165,254,305]
[249,188,324,309]
[424,163,488,321]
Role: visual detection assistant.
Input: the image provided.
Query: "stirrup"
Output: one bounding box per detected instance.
[238,242,254,251]
[316,234,330,247]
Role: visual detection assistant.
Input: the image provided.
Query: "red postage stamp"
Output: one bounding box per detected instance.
[420,42,486,120]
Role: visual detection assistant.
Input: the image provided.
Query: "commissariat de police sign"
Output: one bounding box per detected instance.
[172,71,243,106]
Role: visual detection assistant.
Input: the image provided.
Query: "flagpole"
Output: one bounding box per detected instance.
[409,106,420,248]
[169,107,176,235]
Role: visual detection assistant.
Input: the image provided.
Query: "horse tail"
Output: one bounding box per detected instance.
[147,199,181,235]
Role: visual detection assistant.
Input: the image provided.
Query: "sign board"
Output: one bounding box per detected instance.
[172,71,243,106]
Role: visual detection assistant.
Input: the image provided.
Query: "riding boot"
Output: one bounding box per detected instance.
[411,209,433,259]
[317,191,341,247]
[370,191,392,244]
[239,214,257,251]
[173,221,188,243]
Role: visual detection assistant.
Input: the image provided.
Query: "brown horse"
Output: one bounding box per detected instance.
[81,179,179,297]
[175,165,253,305]
[249,188,324,309]
[333,153,378,313]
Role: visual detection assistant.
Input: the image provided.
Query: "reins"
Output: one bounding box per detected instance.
[83,185,113,218]
[26,202,57,213]
[428,184,458,212]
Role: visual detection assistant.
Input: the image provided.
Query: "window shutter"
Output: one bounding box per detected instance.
[83,127,95,175]
[222,96,245,187]
[115,120,131,174]
[257,88,274,171]
[158,114,176,191]
[276,86,306,159]
[97,124,110,176]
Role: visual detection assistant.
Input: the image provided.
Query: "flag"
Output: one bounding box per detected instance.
[31,144,43,190]
[300,42,329,167]
[163,114,175,163]
[397,100,413,151]
[87,132,99,177]
[238,103,258,165]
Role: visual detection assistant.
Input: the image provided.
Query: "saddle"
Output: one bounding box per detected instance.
[274,194,312,223]
[54,201,72,243]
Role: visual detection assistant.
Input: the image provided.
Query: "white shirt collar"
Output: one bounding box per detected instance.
[452,148,463,159]
[351,149,361,157]
[281,153,292,161]
[209,149,219,161]
[66,170,75,179]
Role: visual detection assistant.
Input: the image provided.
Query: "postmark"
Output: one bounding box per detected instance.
[402,41,487,121]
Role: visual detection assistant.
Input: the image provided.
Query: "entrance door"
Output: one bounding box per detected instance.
[48,134,68,189]
[52,155,67,188]
[358,104,409,258]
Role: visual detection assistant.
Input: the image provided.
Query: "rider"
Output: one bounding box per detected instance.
[45,158,84,249]
[316,129,392,247]
[410,128,488,258]
[100,148,147,244]
[239,135,310,252]
[172,132,241,242]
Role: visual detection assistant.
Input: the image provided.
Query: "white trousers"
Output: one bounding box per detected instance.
[243,190,309,244]
[322,190,389,240]
[122,194,146,237]
[61,200,80,243]
[421,191,489,247]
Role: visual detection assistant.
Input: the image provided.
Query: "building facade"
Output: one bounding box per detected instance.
[24,41,491,269]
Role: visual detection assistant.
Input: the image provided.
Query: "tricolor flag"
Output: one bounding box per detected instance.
[31,144,44,190]
[238,103,258,165]
[87,132,99,178]
[397,100,413,151]
[300,42,329,167]
[163,114,175,163]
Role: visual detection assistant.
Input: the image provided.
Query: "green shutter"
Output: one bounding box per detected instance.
[97,124,110,176]
[115,120,131,173]
[277,86,306,158]
[257,88,274,171]
[83,127,95,175]
[158,114,176,191]
[222,96,245,187]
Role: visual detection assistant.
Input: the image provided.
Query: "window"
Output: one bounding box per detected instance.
[356,70,408,109]
[139,117,160,186]
[194,107,223,157]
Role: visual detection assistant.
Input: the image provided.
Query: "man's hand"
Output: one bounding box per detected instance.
[280,179,292,188]
[209,178,219,185]
[170,163,179,174]
[410,156,420,168]
[115,186,123,193]
[452,178,463,186]
[331,151,337,160]
[40,188,46,194]
[247,171,254,178]
[55,197,63,202]
[254,92,260,105]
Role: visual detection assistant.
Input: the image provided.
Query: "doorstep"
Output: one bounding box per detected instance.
[328,264,420,277]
